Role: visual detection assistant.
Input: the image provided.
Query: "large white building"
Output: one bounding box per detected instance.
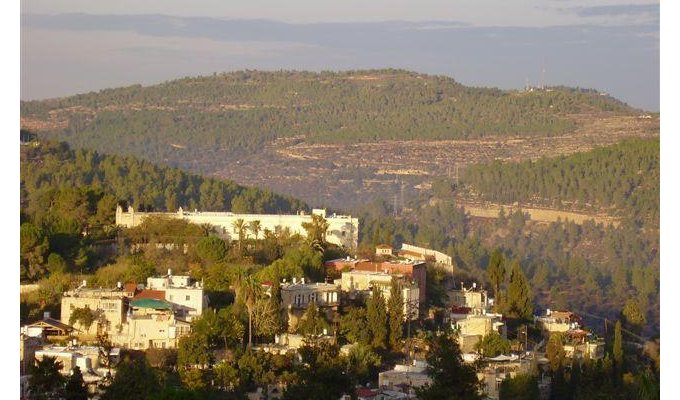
[116,206,359,249]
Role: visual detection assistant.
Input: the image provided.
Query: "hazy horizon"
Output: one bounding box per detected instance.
[21,4,659,110]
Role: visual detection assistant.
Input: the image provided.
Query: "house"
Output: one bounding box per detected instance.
[279,279,340,332]
[61,284,128,337]
[378,360,432,391]
[534,310,581,333]
[146,270,208,321]
[113,298,191,350]
[398,243,452,270]
[330,260,427,302]
[24,312,75,340]
[561,329,605,360]
[449,282,489,311]
[452,312,506,353]
[337,270,420,319]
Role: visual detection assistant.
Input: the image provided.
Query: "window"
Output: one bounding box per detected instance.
[169,295,173,301]
[185,295,190,301]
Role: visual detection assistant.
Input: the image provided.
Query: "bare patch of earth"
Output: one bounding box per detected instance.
[216,115,658,213]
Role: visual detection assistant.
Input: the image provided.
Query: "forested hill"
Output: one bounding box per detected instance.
[460,138,659,227]
[21,69,636,174]
[20,141,308,219]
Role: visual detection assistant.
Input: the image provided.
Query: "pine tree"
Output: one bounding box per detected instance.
[506,259,533,320]
[416,333,482,400]
[387,278,404,351]
[613,320,623,367]
[487,249,506,312]
[64,366,88,400]
[366,286,388,350]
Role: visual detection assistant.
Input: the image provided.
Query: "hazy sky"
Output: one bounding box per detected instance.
[21,1,660,110]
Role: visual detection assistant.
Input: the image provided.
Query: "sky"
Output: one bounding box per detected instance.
[21,1,660,109]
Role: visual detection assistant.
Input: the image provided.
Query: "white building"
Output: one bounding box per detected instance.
[116,206,359,249]
[146,270,208,321]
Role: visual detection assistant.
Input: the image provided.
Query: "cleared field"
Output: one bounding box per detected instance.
[458,202,620,227]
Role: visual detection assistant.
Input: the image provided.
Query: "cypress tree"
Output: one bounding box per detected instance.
[613,320,623,367]
[366,286,388,350]
[387,278,404,351]
[506,259,533,320]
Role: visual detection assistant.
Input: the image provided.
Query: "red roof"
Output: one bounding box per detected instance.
[124,283,139,294]
[356,388,377,398]
[133,289,165,301]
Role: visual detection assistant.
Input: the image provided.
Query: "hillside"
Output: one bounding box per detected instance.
[20,70,658,210]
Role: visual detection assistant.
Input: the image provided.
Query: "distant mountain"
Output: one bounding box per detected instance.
[20,69,636,176]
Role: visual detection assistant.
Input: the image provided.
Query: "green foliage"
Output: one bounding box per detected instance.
[21,71,633,177]
[283,340,351,400]
[546,333,565,372]
[425,264,449,307]
[28,356,66,400]
[195,236,228,264]
[297,301,329,336]
[499,373,539,400]
[505,259,533,320]
[462,138,659,227]
[487,249,506,310]
[416,333,482,400]
[614,320,624,367]
[387,278,404,351]
[339,306,370,345]
[476,331,511,357]
[622,299,647,332]
[177,333,212,368]
[192,307,245,349]
[69,307,97,331]
[101,357,161,400]
[366,287,388,350]
[64,366,88,400]
[345,344,382,385]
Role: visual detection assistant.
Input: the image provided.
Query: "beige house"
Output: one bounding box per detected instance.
[453,312,506,352]
[378,361,432,390]
[280,279,340,310]
[534,310,581,333]
[337,270,420,319]
[61,286,128,337]
[112,298,191,350]
[449,283,489,311]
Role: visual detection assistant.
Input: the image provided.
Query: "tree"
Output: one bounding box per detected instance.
[301,214,330,248]
[505,259,533,320]
[64,366,88,400]
[177,333,212,368]
[499,373,539,400]
[366,287,388,350]
[487,249,506,311]
[28,356,66,400]
[297,301,329,336]
[622,299,646,333]
[345,343,382,385]
[476,331,511,357]
[248,220,262,241]
[387,278,404,351]
[97,330,115,374]
[232,218,247,254]
[100,357,161,400]
[613,320,624,367]
[195,236,227,264]
[69,307,97,331]
[416,333,482,400]
[546,333,565,372]
[234,271,263,346]
[339,307,370,345]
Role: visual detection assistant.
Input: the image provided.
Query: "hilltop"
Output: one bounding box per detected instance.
[20,69,657,209]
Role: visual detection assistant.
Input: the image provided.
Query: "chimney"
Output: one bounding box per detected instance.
[546,309,552,316]
[43,311,51,320]
[461,282,464,290]
[472,282,477,290]
[301,277,305,284]
[293,277,297,284]
[168,269,172,277]
[117,281,122,289]
[82,280,87,287]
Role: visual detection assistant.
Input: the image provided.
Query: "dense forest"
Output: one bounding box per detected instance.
[20,141,307,282]
[21,69,636,174]
[356,139,659,337]
[461,138,659,228]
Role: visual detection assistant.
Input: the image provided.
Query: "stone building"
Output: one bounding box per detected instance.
[116,206,359,250]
